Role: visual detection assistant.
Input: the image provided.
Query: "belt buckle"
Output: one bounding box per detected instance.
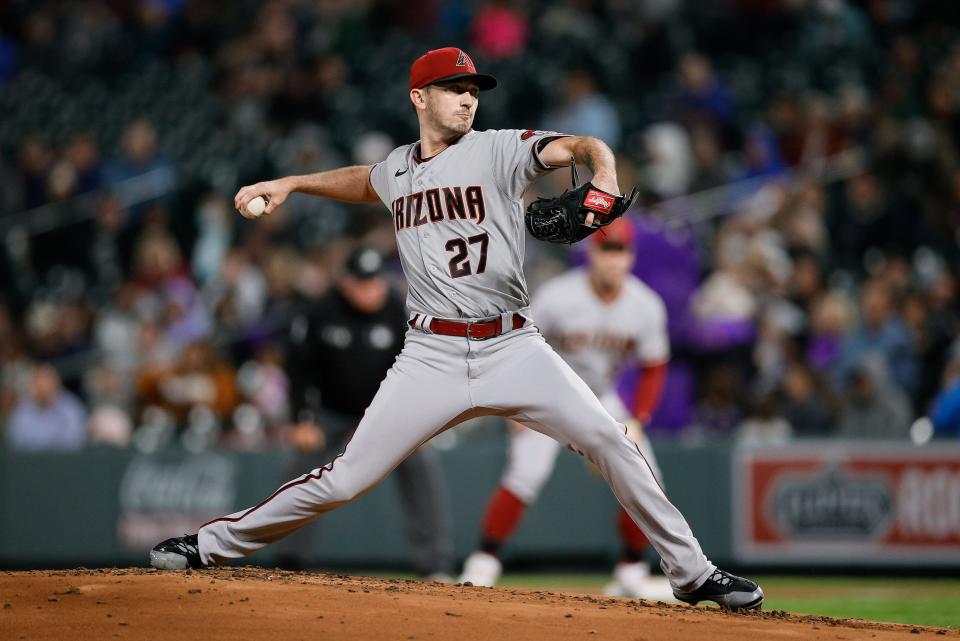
[465,321,483,341]
[466,317,495,341]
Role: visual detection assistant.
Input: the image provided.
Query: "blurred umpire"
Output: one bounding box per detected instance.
[279,245,454,579]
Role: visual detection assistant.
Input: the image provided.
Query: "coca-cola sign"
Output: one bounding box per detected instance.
[116,454,236,550]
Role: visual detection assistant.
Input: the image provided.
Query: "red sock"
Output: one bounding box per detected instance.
[480,486,527,553]
[618,507,648,562]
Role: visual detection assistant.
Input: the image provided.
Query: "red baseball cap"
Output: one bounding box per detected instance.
[409,47,498,91]
[591,217,636,249]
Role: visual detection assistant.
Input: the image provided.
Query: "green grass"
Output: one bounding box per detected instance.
[747,575,960,629]
[365,571,960,629]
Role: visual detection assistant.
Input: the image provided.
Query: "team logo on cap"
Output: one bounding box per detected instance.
[584,189,615,214]
[455,49,471,67]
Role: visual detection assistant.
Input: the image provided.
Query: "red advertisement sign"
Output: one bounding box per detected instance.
[734,445,960,564]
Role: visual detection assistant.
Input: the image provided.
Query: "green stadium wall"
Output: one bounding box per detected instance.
[2,439,958,570]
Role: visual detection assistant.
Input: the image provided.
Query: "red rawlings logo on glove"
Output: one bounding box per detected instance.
[583,189,615,214]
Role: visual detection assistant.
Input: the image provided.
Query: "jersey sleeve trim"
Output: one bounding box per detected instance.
[368,163,381,201]
[532,134,571,171]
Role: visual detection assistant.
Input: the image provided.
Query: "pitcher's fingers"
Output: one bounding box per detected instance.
[234,187,252,210]
[584,212,595,227]
[236,184,262,210]
[264,196,281,216]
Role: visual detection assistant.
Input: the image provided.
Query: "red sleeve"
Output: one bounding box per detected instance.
[631,362,668,422]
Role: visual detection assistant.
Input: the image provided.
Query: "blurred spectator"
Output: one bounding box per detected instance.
[62,133,103,197]
[735,390,793,446]
[543,68,621,150]
[471,0,527,60]
[806,291,854,374]
[797,0,874,64]
[94,284,141,375]
[642,122,693,197]
[774,95,843,168]
[930,351,960,438]
[904,273,960,412]
[235,343,289,429]
[0,32,18,85]
[85,195,132,294]
[18,135,55,210]
[208,248,269,331]
[688,125,728,192]
[103,118,175,215]
[353,131,396,167]
[24,298,94,364]
[834,279,918,397]
[6,364,87,451]
[786,249,824,310]
[690,233,757,327]
[738,123,786,181]
[85,361,134,447]
[837,355,912,440]
[671,52,735,145]
[136,339,238,426]
[132,229,211,351]
[780,363,835,438]
[688,363,744,441]
[830,174,889,271]
[192,192,234,287]
[0,313,31,421]
[87,405,133,447]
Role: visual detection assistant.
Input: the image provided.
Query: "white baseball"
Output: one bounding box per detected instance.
[241,195,266,219]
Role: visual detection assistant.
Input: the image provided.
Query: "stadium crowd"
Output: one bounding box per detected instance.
[2,0,960,452]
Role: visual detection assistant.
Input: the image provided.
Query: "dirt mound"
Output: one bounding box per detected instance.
[0,568,952,640]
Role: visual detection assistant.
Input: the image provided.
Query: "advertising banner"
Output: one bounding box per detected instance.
[734,444,960,565]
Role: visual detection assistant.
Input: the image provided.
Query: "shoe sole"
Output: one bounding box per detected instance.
[149,550,190,570]
[674,592,764,611]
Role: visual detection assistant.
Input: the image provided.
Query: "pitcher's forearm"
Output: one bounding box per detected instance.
[539,136,620,195]
[288,165,379,204]
[235,165,379,216]
[570,137,618,195]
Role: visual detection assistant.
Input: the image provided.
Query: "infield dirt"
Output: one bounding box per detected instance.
[0,568,954,640]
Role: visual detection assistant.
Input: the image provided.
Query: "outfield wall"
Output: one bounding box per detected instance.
[1,437,958,569]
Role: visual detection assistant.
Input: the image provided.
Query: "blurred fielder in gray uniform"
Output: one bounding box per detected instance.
[459,218,673,598]
[151,47,764,611]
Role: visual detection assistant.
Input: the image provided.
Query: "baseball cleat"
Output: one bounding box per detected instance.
[149,533,204,570]
[603,561,649,597]
[458,551,502,587]
[673,569,764,610]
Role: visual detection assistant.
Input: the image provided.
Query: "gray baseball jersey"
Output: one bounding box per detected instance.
[368,129,564,320]
[535,269,669,396]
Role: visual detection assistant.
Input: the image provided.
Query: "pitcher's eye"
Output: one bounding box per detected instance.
[447,85,478,97]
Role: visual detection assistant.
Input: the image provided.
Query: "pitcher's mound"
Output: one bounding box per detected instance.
[0,568,948,640]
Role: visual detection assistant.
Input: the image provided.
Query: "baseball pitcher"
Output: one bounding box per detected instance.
[150,47,763,610]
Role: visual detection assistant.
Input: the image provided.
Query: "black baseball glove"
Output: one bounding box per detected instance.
[525,159,637,244]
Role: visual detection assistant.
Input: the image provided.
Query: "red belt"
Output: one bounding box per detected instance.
[409,313,526,340]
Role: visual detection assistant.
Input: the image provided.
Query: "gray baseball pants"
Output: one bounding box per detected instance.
[274,408,453,576]
[199,325,716,589]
